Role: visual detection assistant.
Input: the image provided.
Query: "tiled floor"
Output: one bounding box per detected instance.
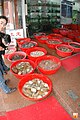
[0,40,80,120]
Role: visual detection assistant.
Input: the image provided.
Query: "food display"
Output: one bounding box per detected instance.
[12,62,33,75]
[61,37,72,43]
[10,54,25,61]
[34,32,45,36]
[5,49,15,54]
[38,60,59,70]
[70,43,80,48]
[22,78,49,99]
[40,37,48,41]
[4,48,16,58]
[58,46,72,52]
[56,44,74,57]
[21,42,36,48]
[47,40,62,44]
[30,51,45,57]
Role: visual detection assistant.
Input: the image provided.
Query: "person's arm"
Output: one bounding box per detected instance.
[0,32,11,44]
[0,46,5,55]
[3,34,11,44]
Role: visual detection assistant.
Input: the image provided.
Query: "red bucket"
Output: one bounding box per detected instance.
[19,41,38,52]
[18,73,52,101]
[59,29,69,36]
[48,33,63,39]
[35,55,61,75]
[8,51,27,63]
[4,47,16,59]
[75,36,80,43]
[56,44,74,57]
[71,24,78,30]
[46,38,62,49]
[61,37,73,44]
[26,47,47,62]
[16,38,31,46]
[37,35,49,44]
[34,32,46,39]
[67,32,75,40]
[52,28,60,33]
[68,42,80,53]
[10,59,36,79]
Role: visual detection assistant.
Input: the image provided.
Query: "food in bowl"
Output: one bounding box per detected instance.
[68,42,80,52]
[69,43,80,48]
[22,78,49,99]
[40,37,48,40]
[34,32,46,36]
[26,47,47,62]
[30,51,45,57]
[12,61,34,75]
[10,54,25,61]
[46,38,62,49]
[38,60,59,70]
[5,49,15,54]
[58,46,72,52]
[18,73,52,100]
[4,47,16,58]
[36,55,61,74]
[21,42,36,48]
[56,44,74,57]
[47,39,62,44]
[61,37,73,44]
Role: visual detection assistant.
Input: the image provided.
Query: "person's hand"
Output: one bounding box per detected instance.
[0,46,4,51]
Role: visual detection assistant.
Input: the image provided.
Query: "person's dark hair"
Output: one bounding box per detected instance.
[0,16,8,24]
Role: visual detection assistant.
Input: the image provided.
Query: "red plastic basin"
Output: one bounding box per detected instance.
[67,32,75,40]
[8,51,27,63]
[56,44,74,57]
[26,47,47,62]
[10,59,36,79]
[61,37,73,44]
[68,42,80,53]
[4,47,16,59]
[37,35,49,44]
[34,32,46,39]
[46,38,62,49]
[16,38,31,46]
[48,33,63,39]
[35,55,61,75]
[19,41,38,52]
[71,24,78,30]
[59,29,69,36]
[18,73,52,101]
[52,28,60,33]
[75,36,80,43]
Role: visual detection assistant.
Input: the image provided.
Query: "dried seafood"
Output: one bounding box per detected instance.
[22,78,49,99]
[12,62,33,75]
[10,54,25,61]
[62,38,72,43]
[47,40,61,44]
[22,42,36,48]
[35,33,45,36]
[70,43,80,48]
[30,50,45,57]
[40,37,48,40]
[38,60,59,70]
[5,49,14,54]
[58,46,72,52]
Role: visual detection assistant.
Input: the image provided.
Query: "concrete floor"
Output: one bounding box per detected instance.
[0,40,80,120]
